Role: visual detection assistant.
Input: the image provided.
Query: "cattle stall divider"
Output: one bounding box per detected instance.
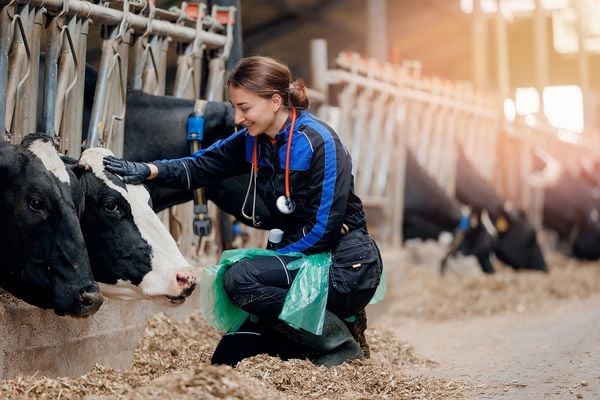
[0,0,235,379]
[308,39,600,251]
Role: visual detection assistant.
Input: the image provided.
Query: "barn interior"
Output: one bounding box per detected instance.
[1,1,600,398]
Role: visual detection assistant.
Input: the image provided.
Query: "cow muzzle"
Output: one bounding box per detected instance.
[163,272,197,304]
[78,289,104,316]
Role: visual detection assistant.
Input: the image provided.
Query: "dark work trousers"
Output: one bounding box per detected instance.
[222,254,377,321]
[222,255,301,320]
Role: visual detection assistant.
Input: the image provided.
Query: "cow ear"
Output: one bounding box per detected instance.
[67,163,88,180]
[60,155,88,179]
[0,142,19,176]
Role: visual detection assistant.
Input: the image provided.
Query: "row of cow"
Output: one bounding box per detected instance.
[1,134,196,317]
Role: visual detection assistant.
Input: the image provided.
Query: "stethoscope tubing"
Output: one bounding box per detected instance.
[241,107,298,226]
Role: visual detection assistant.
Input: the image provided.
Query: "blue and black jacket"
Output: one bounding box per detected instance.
[152,109,368,255]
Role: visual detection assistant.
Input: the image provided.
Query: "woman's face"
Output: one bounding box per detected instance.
[229,85,281,137]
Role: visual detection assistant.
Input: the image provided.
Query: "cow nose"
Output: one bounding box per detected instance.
[176,272,193,288]
[79,290,104,315]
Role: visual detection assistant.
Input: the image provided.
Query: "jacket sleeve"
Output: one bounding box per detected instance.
[278,133,351,255]
[152,130,248,189]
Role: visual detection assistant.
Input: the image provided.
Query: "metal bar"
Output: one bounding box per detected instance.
[0,4,13,140]
[6,4,42,143]
[1,0,226,48]
[43,15,63,137]
[495,0,509,97]
[327,69,501,119]
[310,39,328,98]
[533,0,548,114]
[87,22,130,155]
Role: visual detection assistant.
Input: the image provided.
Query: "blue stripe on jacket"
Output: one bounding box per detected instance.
[279,119,337,253]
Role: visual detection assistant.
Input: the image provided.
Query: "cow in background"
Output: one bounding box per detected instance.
[0,134,103,316]
[403,149,496,273]
[456,147,547,272]
[533,151,600,260]
[63,148,197,304]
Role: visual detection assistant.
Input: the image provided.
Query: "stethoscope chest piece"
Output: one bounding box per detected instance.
[276,195,295,214]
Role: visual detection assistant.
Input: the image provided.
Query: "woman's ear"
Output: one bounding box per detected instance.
[271,93,282,112]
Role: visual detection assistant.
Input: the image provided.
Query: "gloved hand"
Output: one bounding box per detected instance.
[103,155,151,184]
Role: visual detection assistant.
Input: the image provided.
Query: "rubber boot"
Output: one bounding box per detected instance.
[271,311,362,367]
[344,309,370,359]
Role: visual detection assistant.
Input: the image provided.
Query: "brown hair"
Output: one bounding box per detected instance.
[227,56,310,109]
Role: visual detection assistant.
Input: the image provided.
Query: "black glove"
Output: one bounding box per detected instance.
[103,155,151,184]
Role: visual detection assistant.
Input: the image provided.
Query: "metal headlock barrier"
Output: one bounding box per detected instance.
[309,39,600,247]
[1,0,236,264]
[0,0,228,158]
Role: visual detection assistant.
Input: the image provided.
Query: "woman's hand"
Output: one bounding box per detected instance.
[103,156,154,184]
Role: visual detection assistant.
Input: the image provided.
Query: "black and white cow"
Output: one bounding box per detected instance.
[73,148,197,304]
[456,147,547,271]
[0,134,103,316]
[403,149,495,273]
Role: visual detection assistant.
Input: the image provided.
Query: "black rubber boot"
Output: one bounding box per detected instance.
[271,311,362,367]
[344,309,370,359]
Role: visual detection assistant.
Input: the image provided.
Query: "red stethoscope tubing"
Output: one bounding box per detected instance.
[251,107,297,200]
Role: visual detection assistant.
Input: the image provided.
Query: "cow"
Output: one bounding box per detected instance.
[63,148,197,304]
[455,147,547,271]
[403,149,496,273]
[0,134,103,316]
[533,151,600,260]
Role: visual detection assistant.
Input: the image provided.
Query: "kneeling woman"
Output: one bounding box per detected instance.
[103,56,383,367]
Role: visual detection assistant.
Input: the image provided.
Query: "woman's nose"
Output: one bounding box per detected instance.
[234,111,244,125]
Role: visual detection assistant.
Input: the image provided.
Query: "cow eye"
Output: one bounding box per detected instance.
[28,198,44,212]
[104,200,119,213]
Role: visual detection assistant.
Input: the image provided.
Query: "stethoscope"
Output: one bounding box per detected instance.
[241,107,297,226]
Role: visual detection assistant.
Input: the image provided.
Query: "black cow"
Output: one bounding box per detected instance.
[456,148,547,271]
[534,153,600,260]
[404,149,495,273]
[0,134,103,316]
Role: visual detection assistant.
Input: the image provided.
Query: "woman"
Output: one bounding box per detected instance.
[103,56,383,367]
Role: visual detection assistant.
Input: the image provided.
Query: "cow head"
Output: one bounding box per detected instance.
[457,208,496,273]
[75,148,196,304]
[487,205,547,271]
[0,134,103,316]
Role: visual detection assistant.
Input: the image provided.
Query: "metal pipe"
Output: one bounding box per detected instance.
[2,0,227,48]
[310,39,328,97]
[326,69,500,119]
[533,0,548,115]
[0,4,12,140]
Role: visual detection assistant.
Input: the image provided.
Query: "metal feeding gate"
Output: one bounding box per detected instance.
[0,0,237,378]
[308,39,600,249]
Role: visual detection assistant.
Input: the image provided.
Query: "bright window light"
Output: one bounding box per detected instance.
[515,87,540,115]
[504,98,517,122]
[543,85,583,133]
[460,0,568,14]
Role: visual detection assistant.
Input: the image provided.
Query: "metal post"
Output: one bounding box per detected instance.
[495,0,509,97]
[88,19,131,155]
[533,0,548,117]
[574,0,593,132]
[472,0,488,90]
[0,4,13,140]
[310,39,328,98]
[366,0,387,63]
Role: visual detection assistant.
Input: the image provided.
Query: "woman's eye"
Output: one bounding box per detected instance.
[240,107,249,112]
[104,201,119,213]
[28,198,44,212]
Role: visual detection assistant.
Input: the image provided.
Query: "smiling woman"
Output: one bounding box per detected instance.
[102,55,383,367]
